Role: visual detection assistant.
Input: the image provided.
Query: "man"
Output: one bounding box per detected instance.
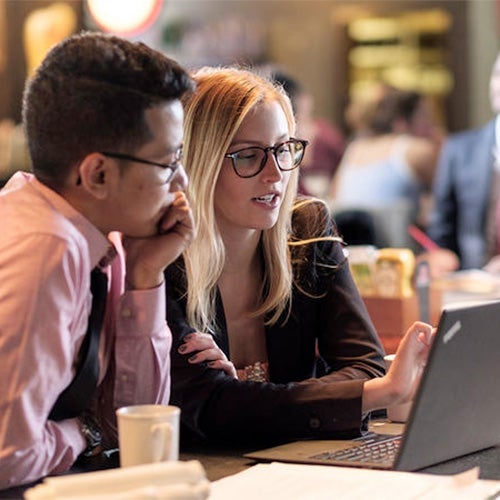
[427,52,500,270]
[0,32,195,487]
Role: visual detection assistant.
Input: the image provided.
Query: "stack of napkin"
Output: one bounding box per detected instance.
[24,460,209,499]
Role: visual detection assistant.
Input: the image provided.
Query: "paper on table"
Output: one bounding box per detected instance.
[24,460,210,500]
[209,462,500,500]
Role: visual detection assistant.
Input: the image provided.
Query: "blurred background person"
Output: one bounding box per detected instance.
[329,87,442,248]
[427,51,500,273]
[272,71,346,200]
[343,81,391,141]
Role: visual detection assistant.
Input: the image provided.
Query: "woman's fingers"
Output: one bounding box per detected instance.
[187,347,227,363]
[178,332,215,354]
[178,332,237,378]
[386,321,435,403]
[207,360,238,379]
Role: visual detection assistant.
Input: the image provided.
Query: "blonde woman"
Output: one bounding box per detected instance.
[165,67,433,443]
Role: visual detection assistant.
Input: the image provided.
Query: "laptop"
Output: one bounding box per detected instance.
[246,300,500,471]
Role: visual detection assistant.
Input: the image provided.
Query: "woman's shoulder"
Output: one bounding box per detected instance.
[290,197,346,289]
[340,135,396,166]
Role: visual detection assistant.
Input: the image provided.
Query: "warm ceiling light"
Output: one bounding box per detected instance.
[86,0,162,36]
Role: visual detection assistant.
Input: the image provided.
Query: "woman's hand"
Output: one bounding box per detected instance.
[178,332,237,379]
[362,321,435,412]
[386,321,435,403]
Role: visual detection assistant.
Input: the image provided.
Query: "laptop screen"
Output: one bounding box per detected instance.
[246,300,500,471]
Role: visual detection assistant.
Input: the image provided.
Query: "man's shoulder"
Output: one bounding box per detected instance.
[447,119,495,146]
[1,174,84,246]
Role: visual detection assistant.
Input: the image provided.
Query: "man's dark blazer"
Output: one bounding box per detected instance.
[428,119,496,269]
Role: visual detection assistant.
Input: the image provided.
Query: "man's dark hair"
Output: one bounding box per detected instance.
[22,31,195,189]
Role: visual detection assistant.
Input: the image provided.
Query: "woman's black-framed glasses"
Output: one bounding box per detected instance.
[224,138,308,178]
[101,147,183,182]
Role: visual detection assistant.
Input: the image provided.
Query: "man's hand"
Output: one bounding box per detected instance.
[123,192,195,290]
[483,255,500,274]
[416,249,459,280]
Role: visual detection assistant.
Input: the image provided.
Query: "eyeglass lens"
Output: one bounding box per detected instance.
[230,140,306,178]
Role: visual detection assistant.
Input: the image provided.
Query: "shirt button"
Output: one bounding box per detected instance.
[121,307,132,318]
[121,374,128,382]
[309,417,321,429]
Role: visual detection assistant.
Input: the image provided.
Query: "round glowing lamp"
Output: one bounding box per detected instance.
[86,0,162,36]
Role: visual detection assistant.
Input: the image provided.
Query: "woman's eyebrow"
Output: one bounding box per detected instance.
[229,135,289,148]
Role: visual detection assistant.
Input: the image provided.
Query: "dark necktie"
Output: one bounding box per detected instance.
[49,268,108,421]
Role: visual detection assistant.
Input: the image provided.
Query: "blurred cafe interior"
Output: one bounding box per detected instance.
[1,0,498,133]
[1,0,500,349]
[4,2,500,496]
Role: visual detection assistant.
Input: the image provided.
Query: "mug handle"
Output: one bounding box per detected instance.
[151,422,172,462]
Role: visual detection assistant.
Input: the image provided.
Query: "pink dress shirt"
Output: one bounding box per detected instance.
[0,172,171,488]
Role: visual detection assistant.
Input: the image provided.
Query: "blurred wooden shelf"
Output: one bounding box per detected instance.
[362,288,442,354]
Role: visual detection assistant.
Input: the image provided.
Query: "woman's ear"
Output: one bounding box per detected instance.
[77,153,112,200]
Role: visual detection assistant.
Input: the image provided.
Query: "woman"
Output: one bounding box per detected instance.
[165,67,433,444]
[330,88,441,243]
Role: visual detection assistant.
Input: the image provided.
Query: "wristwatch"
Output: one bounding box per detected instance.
[78,411,102,457]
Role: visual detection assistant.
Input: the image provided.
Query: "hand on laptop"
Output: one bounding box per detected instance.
[362,321,435,413]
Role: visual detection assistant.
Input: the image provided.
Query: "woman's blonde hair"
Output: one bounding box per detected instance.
[182,66,299,333]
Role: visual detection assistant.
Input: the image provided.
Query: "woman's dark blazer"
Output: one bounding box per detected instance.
[164,198,386,445]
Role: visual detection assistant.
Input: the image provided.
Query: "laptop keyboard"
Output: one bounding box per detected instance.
[310,433,401,467]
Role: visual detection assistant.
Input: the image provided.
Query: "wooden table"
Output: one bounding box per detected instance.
[180,432,500,483]
[3,427,500,498]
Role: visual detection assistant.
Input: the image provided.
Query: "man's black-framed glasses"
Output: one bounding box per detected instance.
[224,138,308,178]
[101,147,183,182]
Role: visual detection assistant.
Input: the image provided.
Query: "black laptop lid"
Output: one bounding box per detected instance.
[395,300,500,471]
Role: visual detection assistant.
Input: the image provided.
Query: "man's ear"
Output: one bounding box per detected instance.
[77,153,112,200]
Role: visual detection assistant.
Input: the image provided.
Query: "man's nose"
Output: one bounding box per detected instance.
[170,164,188,191]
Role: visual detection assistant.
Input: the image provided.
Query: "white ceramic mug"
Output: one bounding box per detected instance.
[384,354,413,423]
[116,404,180,467]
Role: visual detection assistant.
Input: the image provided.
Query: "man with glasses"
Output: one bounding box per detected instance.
[0,32,195,488]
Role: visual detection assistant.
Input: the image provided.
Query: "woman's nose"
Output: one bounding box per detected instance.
[261,152,283,181]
